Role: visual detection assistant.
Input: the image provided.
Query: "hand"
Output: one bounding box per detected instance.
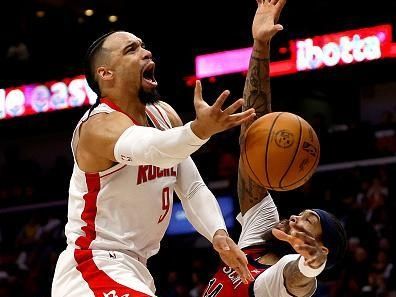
[252,0,286,43]
[272,222,328,268]
[212,230,254,284]
[190,80,256,139]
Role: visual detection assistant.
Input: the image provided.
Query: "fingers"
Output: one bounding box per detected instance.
[305,255,326,267]
[223,98,244,115]
[231,250,253,284]
[299,248,327,268]
[224,238,254,283]
[194,80,203,103]
[290,230,316,246]
[273,24,284,32]
[305,256,320,266]
[289,221,315,237]
[275,0,287,9]
[228,109,256,126]
[212,90,231,110]
[237,255,254,283]
[272,228,293,243]
[294,244,318,258]
[272,228,305,247]
[213,96,256,128]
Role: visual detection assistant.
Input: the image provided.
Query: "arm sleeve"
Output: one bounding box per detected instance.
[113,122,209,168]
[253,254,317,297]
[174,157,227,242]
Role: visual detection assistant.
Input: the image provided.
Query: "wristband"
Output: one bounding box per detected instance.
[298,256,326,278]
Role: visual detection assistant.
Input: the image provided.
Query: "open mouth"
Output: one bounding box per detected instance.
[142,62,158,87]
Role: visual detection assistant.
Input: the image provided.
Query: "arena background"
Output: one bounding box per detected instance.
[1,0,396,296]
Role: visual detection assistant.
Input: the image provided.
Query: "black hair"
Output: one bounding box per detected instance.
[84,31,118,118]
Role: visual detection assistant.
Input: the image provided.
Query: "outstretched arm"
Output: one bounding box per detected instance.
[271,223,328,296]
[162,102,254,285]
[253,224,328,297]
[238,0,286,214]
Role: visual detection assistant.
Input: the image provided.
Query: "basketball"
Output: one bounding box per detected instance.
[241,112,320,191]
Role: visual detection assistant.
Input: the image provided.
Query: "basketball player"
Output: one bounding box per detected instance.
[203,0,347,296]
[51,31,257,296]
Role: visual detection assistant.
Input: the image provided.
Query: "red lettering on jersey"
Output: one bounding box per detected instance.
[171,167,177,176]
[137,165,177,185]
[157,167,164,178]
[148,165,156,180]
[137,165,149,185]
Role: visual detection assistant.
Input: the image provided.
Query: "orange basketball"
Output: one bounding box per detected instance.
[241,112,320,191]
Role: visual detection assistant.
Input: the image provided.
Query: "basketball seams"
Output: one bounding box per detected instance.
[278,114,302,189]
[242,112,320,191]
[282,133,320,189]
[265,112,283,188]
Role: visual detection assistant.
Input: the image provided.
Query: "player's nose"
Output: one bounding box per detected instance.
[289,215,299,223]
[142,48,152,60]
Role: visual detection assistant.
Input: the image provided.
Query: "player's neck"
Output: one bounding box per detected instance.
[257,252,280,265]
[103,93,147,125]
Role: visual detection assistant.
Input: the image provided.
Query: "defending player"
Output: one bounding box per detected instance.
[203,0,347,296]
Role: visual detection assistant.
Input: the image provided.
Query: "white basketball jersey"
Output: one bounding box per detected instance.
[65,100,177,260]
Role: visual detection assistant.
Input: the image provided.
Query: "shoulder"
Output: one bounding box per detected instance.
[83,111,133,132]
[255,254,300,283]
[254,255,311,297]
[80,111,134,146]
[158,101,183,127]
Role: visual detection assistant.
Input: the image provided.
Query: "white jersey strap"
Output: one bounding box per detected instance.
[71,103,116,163]
[146,103,172,130]
[253,254,317,297]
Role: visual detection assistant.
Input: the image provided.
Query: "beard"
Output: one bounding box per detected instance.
[261,219,296,258]
[138,87,161,105]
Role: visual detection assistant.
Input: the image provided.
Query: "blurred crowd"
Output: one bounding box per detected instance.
[0,114,396,297]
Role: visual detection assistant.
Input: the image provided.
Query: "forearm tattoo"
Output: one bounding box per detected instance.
[238,167,268,212]
[238,49,271,214]
[241,51,271,134]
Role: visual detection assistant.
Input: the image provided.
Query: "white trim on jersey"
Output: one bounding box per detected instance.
[237,194,280,249]
[253,254,317,297]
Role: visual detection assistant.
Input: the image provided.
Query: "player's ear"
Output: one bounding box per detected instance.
[97,66,113,81]
[320,245,329,255]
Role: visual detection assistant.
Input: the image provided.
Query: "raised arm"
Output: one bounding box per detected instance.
[238,0,286,214]
[78,81,255,172]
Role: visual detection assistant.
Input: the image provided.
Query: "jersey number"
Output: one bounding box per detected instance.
[158,187,170,223]
[203,278,223,297]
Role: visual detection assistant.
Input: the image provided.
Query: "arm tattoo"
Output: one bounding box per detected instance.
[238,47,272,214]
[238,167,268,215]
[241,51,272,136]
[283,260,316,297]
